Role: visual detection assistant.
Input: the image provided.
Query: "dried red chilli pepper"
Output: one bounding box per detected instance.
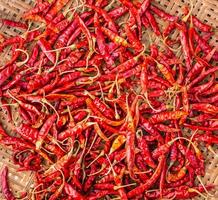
[150,5,178,22]
[127,156,165,198]
[145,10,161,36]
[176,22,192,70]
[37,38,56,63]
[136,132,156,168]
[101,26,129,47]
[35,114,57,150]
[45,0,70,21]
[149,110,187,124]
[0,166,16,200]
[192,15,212,32]
[0,19,27,29]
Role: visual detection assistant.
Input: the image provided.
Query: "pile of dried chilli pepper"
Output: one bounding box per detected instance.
[0,0,218,199]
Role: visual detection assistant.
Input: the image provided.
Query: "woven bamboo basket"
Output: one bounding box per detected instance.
[0,0,218,199]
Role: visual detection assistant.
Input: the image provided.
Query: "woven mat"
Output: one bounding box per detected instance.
[0,0,218,199]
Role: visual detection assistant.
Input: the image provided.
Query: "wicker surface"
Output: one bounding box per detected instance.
[0,0,218,199]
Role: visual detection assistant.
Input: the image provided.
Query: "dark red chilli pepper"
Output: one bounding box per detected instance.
[0,166,16,200]
[163,22,175,38]
[37,38,56,63]
[35,114,57,150]
[145,10,161,36]
[0,64,17,87]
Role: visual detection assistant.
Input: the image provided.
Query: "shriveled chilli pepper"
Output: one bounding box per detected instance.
[86,98,125,126]
[35,114,57,150]
[149,110,187,124]
[23,1,51,17]
[0,19,27,29]
[15,123,38,143]
[45,0,70,21]
[191,103,218,114]
[156,62,175,85]
[0,64,17,87]
[0,166,16,200]
[37,38,56,63]
[127,156,165,198]
[150,5,178,22]
[145,10,161,36]
[136,133,156,168]
[192,15,212,32]
[64,182,85,200]
[101,26,129,47]
[176,23,192,70]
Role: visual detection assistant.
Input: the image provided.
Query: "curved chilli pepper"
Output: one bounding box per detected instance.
[139,116,164,143]
[136,133,156,168]
[35,114,57,150]
[86,98,125,126]
[0,166,16,200]
[109,135,126,155]
[86,4,117,33]
[110,51,143,73]
[125,24,143,52]
[202,83,218,96]
[101,26,129,47]
[37,38,56,63]
[127,156,165,198]
[149,111,187,124]
[94,13,115,68]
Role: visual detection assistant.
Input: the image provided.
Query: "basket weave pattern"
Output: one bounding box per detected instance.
[0,0,218,199]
